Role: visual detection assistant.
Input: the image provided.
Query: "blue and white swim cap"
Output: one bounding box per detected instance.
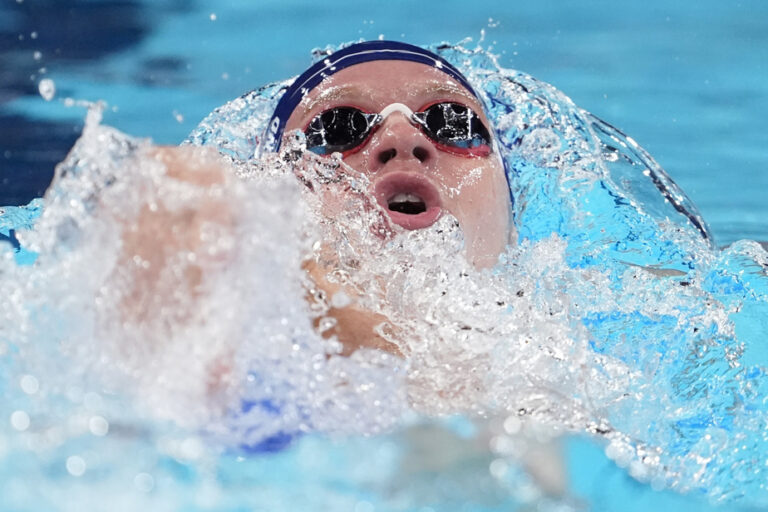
[264,40,482,154]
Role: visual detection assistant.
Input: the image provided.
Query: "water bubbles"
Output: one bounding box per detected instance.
[65,455,86,476]
[605,439,632,468]
[134,472,155,493]
[519,128,561,167]
[172,110,184,123]
[10,411,30,431]
[33,51,41,61]
[38,78,55,101]
[489,458,508,479]
[30,31,37,39]
[503,416,522,435]
[19,375,39,395]
[209,12,217,21]
[88,416,109,437]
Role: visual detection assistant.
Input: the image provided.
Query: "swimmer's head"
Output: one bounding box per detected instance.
[271,41,513,268]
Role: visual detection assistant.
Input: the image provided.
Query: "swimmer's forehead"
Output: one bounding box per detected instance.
[299,80,478,112]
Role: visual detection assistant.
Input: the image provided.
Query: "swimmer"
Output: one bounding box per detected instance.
[119,43,563,494]
[123,41,515,356]
[274,41,513,269]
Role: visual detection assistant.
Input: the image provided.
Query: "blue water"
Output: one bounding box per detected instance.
[2,1,768,511]
[3,0,766,244]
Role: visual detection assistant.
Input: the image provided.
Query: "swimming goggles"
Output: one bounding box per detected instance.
[303,102,492,158]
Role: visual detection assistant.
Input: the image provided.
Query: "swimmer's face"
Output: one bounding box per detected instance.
[284,60,513,268]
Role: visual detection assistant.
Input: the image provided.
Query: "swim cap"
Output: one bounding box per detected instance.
[265,40,481,153]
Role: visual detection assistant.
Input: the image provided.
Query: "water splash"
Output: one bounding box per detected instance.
[1,43,768,510]
[38,78,55,101]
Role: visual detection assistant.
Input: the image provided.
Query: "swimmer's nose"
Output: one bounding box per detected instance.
[367,113,437,170]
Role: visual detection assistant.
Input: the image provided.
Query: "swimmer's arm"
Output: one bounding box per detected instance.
[113,145,236,327]
[113,145,400,361]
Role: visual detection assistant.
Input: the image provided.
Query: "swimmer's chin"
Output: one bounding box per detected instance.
[462,218,516,270]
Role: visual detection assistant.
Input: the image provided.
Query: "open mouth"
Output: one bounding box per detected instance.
[387,192,427,215]
[373,172,442,230]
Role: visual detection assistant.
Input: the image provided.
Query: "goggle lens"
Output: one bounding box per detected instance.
[418,102,491,150]
[305,107,378,155]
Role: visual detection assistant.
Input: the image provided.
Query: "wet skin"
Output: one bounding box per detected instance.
[284,60,513,269]
[283,60,514,354]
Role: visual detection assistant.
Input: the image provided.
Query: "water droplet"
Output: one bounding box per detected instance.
[209,13,217,21]
[38,78,55,101]
[19,375,39,394]
[66,455,86,476]
[88,416,109,436]
[10,411,30,431]
[503,415,521,434]
[30,31,37,39]
[172,110,184,123]
[134,472,155,492]
[489,458,508,479]
[33,51,41,61]
[221,72,229,81]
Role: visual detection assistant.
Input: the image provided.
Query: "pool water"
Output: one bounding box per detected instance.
[1,1,768,511]
[3,0,766,245]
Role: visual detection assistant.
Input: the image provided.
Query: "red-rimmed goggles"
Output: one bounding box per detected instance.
[304,102,492,157]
